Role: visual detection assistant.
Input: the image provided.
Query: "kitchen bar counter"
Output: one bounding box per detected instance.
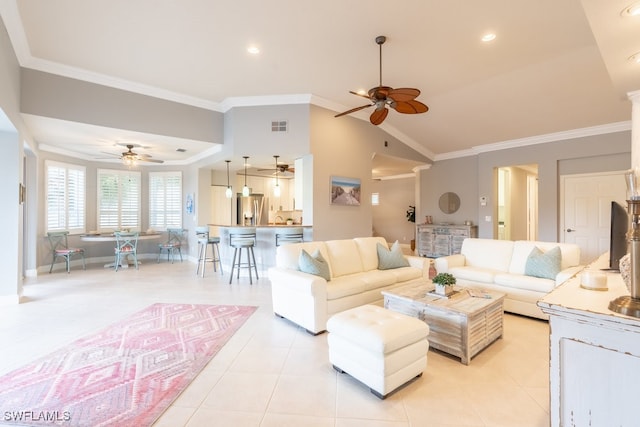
[209,224,313,273]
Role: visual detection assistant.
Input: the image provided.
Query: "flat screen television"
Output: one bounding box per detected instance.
[606,201,629,271]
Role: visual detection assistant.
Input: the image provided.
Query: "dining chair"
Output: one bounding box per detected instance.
[157,228,186,263]
[114,231,139,271]
[47,231,86,273]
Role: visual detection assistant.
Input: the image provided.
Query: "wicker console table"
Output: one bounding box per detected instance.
[382,282,505,365]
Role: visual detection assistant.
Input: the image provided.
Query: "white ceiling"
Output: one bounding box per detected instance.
[0,0,638,174]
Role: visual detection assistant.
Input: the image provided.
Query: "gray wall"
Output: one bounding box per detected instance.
[420,131,631,242]
[371,177,416,245]
[21,69,224,143]
[309,105,429,241]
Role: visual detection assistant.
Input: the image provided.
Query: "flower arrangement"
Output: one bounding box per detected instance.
[432,272,456,286]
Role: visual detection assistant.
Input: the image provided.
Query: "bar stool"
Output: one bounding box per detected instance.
[228,227,258,284]
[196,226,223,277]
[275,226,304,246]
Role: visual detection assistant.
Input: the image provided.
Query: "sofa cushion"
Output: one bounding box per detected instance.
[326,275,367,300]
[524,246,561,280]
[354,237,388,271]
[325,240,364,278]
[299,249,331,281]
[389,266,423,283]
[377,241,410,270]
[494,272,556,293]
[359,270,398,291]
[460,238,514,272]
[449,266,499,284]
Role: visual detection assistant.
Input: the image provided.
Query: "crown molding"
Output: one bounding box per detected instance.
[434,121,632,161]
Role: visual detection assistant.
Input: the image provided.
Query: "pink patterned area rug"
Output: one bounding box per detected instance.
[0,303,256,426]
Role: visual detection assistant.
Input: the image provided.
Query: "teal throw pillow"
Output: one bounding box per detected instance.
[524,246,561,280]
[377,241,410,270]
[299,249,331,281]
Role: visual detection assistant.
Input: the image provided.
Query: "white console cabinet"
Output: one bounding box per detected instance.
[538,253,640,427]
[416,224,477,258]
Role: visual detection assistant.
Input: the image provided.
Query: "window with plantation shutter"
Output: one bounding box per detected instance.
[45,161,86,233]
[97,169,141,231]
[149,171,182,230]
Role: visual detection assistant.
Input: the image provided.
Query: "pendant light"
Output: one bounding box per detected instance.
[273,155,281,197]
[225,160,233,198]
[242,156,250,197]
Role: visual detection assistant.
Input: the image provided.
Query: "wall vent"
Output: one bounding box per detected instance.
[271,120,288,132]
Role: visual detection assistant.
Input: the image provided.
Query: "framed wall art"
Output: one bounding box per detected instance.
[330,176,361,206]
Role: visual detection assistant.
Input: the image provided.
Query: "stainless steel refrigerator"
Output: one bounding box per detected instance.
[236,193,268,225]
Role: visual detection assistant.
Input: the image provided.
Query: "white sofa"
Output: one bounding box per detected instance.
[434,238,583,319]
[268,237,429,334]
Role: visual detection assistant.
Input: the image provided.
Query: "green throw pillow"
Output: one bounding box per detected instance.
[377,241,410,270]
[299,249,331,281]
[524,246,561,280]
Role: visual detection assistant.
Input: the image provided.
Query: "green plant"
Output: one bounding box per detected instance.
[432,272,456,286]
[406,205,415,223]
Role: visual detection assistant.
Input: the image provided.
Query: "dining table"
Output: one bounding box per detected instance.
[81,232,162,268]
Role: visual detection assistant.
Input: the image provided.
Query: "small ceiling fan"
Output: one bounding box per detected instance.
[100,143,164,164]
[335,35,429,125]
[258,164,295,174]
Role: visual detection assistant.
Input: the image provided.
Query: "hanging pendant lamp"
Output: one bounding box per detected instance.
[242,156,250,197]
[225,160,233,198]
[273,155,281,197]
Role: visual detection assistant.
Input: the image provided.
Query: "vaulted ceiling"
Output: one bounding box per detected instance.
[0,0,638,171]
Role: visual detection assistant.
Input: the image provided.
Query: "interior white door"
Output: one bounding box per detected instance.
[560,171,627,264]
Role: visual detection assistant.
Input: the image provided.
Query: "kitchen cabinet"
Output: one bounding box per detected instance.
[210,186,233,225]
[416,224,477,257]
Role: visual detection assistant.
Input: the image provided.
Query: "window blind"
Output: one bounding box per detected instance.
[97,169,141,231]
[149,171,182,230]
[45,161,86,233]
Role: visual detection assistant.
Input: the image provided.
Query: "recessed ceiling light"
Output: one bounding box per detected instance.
[621,2,640,16]
[481,33,496,42]
[247,46,260,55]
[356,89,367,95]
[629,52,640,64]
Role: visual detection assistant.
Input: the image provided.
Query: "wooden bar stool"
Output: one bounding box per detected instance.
[196,226,223,277]
[228,227,258,284]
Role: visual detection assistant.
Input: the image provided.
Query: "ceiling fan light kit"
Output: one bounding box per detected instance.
[335,35,429,125]
[118,144,164,166]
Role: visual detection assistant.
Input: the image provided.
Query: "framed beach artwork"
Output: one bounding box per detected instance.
[330,176,361,206]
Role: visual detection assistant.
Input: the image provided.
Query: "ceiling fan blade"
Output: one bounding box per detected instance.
[387,88,420,102]
[334,104,373,118]
[370,107,389,125]
[392,100,429,114]
[349,90,371,100]
[139,158,164,164]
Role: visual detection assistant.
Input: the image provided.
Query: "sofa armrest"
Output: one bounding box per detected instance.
[555,265,584,286]
[434,254,466,273]
[406,255,429,278]
[268,267,327,297]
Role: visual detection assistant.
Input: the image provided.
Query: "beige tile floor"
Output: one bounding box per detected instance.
[0,260,551,427]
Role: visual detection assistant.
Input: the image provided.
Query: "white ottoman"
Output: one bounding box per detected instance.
[327,304,430,399]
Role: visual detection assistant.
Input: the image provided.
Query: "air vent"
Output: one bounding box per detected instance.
[271,120,288,132]
[176,148,187,152]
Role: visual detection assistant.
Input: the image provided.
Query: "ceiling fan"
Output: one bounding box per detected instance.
[258,164,295,174]
[335,35,429,125]
[100,143,164,165]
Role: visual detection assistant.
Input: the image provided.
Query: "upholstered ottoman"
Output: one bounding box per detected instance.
[327,304,430,399]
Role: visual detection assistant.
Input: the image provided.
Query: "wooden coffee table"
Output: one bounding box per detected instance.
[382,282,505,365]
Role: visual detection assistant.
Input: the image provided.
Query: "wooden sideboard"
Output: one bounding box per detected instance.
[537,253,640,427]
[416,224,478,258]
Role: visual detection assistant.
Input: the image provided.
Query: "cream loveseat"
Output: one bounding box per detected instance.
[268,237,429,334]
[434,238,583,319]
